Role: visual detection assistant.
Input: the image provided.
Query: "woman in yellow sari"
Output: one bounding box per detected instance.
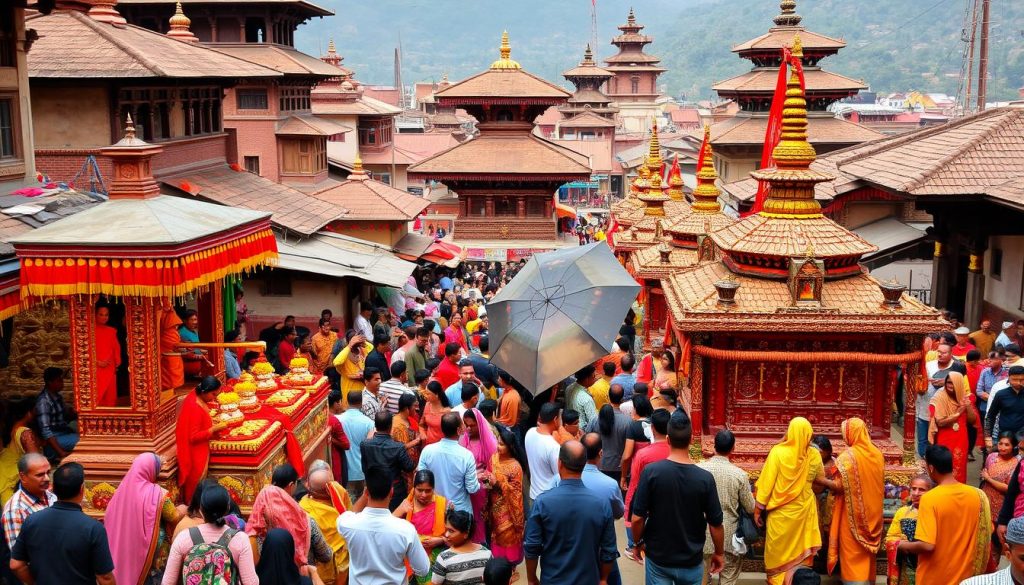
[755,417,827,585]
[828,417,884,584]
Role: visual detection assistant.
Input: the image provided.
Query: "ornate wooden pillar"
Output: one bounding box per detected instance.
[516,197,525,218]
[458,197,467,218]
[964,241,987,328]
[485,196,495,218]
[930,219,951,310]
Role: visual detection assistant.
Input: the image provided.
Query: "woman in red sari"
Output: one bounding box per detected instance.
[175,376,227,503]
[95,305,121,406]
[928,371,976,483]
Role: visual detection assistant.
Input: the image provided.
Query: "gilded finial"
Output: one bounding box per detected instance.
[693,128,721,213]
[805,241,815,258]
[791,33,803,58]
[124,113,136,140]
[774,0,802,26]
[490,31,522,70]
[327,38,336,54]
[166,1,198,42]
[350,153,368,180]
[646,119,663,174]
[627,7,636,25]
[583,44,594,65]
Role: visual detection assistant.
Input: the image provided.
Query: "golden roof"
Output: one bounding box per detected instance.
[691,124,722,213]
[666,154,685,201]
[490,31,521,70]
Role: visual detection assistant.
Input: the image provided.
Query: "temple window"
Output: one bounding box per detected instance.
[0,5,14,68]
[0,98,16,159]
[527,198,546,217]
[243,156,260,175]
[495,197,516,216]
[376,172,391,185]
[244,17,267,43]
[279,86,311,112]
[281,137,326,174]
[631,77,639,94]
[237,89,269,110]
[496,109,514,122]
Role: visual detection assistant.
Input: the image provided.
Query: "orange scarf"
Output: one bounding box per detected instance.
[828,417,884,572]
[928,371,968,443]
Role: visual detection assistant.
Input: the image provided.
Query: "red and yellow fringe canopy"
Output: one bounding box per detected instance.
[0,275,21,322]
[18,226,277,300]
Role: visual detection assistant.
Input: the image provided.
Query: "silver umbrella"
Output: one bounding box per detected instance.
[487,242,640,392]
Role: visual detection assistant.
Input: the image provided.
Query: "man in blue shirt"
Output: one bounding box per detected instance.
[338,390,375,502]
[525,440,616,585]
[610,354,637,401]
[417,412,480,513]
[581,433,624,585]
[445,359,486,407]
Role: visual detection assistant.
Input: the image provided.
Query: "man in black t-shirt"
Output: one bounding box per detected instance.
[631,410,724,584]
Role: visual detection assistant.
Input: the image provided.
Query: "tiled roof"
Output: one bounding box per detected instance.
[26,10,280,79]
[565,89,616,106]
[0,189,103,257]
[604,52,664,66]
[562,64,614,79]
[732,27,845,53]
[629,243,699,280]
[666,211,735,238]
[310,88,403,116]
[662,262,944,332]
[117,0,332,17]
[704,114,883,146]
[560,111,617,128]
[408,133,591,177]
[211,44,344,77]
[669,109,702,124]
[713,69,867,93]
[160,165,348,235]
[275,115,351,137]
[549,138,614,174]
[351,133,462,167]
[311,178,429,221]
[435,69,570,101]
[610,226,656,252]
[711,214,876,259]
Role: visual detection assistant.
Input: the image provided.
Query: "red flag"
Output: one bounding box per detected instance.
[745,47,805,217]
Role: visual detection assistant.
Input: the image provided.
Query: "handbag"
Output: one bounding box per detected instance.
[737,505,759,544]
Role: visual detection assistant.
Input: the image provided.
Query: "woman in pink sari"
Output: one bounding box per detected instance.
[104,452,184,585]
[459,408,497,543]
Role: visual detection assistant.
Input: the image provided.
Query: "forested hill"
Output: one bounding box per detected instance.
[296,0,1024,102]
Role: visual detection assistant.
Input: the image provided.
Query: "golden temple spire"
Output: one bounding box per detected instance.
[627,7,636,26]
[582,44,595,66]
[350,153,368,181]
[773,0,802,27]
[166,1,198,42]
[791,32,803,58]
[327,38,336,54]
[490,31,522,70]
[749,34,833,218]
[692,125,721,213]
[666,154,685,201]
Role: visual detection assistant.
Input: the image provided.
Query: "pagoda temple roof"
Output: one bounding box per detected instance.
[604,52,663,65]
[311,88,403,116]
[712,68,866,94]
[711,214,876,260]
[559,111,617,129]
[733,27,845,54]
[667,211,735,240]
[160,164,349,236]
[212,43,345,77]
[10,195,268,247]
[434,69,570,103]
[565,88,616,106]
[116,0,333,17]
[407,133,591,179]
[562,63,614,79]
[26,10,280,79]
[702,115,884,147]
[662,261,945,333]
[629,243,699,280]
[312,161,430,221]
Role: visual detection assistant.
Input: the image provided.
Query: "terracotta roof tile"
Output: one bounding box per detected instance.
[408,133,591,177]
[117,0,333,17]
[704,115,883,147]
[732,27,846,53]
[662,262,945,332]
[711,215,877,258]
[160,165,347,235]
[559,111,617,128]
[666,211,735,238]
[713,69,866,93]
[435,69,570,102]
[311,178,429,221]
[629,243,700,280]
[26,11,280,79]
[212,44,345,77]
[276,115,351,137]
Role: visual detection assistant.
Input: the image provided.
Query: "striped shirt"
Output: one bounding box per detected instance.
[960,566,1014,584]
[379,380,414,415]
[431,546,492,585]
[2,488,56,547]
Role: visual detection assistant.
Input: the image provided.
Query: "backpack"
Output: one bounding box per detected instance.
[181,527,239,585]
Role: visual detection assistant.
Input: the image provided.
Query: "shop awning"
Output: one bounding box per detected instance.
[275,232,415,288]
[555,202,577,219]
[393,232,434,261]
[852,217,929,260]
[420,240,466,268]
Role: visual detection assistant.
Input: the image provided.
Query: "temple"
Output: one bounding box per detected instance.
[603,8,666,133]
[708,0,882,185]
[408,32,591,248]
[660,39,946,481]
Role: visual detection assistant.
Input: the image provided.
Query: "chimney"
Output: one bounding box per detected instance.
[100,115,164,200]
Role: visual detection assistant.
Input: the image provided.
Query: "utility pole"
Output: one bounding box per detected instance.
[977,0,990,111]
[965,0,979,112]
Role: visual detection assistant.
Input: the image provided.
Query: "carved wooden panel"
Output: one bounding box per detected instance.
[1,302,70,401]
[70,298,95,412]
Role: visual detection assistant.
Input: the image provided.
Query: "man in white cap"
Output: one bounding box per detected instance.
[963,516,1024,584]
[953,326,977,360]
[998,321,1018,351]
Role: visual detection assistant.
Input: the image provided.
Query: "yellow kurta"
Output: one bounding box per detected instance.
[300,492,352,581]
[333,342,372,408]
[755,418,823,585]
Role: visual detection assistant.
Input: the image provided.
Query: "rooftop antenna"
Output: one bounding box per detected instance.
[590,0,598,61]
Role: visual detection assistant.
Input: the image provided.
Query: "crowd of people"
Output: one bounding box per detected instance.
[8,258,1024,585]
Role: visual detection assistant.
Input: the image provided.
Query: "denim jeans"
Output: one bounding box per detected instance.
[916,417,929,458]
[43,429,79,459]
[645,558,703,585]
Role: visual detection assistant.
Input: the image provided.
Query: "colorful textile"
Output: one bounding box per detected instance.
[885,504,918,585]
[458,408,497,543]
[300,490,351,580]
[404,494,447,585]
[828,418,884,583]
[1,488,55,548]
[95,322,121,406]
[245,485,311,567]
[488,454,524,563]
[175,392,213,504]
[929,371,972,482]
[915,482,991,584]
[755,417,823,584]
[159,306,184,391]
[106,453,167,585]
[0,427,29,505]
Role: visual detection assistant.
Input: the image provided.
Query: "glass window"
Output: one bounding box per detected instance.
[243,156,260,175]
[237,89,269,110]
[0,99,14,159]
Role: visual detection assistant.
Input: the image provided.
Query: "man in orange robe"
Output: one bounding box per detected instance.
[160,304,184,391]
[175,376,227,503]
[94,306,121,406]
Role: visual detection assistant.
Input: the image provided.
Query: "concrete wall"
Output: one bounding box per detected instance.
[843,202,902,230]
[985,235,1024,318]
[242,272,350,335]
[31,85,111,148]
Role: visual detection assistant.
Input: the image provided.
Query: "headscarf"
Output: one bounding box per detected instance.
[829,418,884,572]
[105,453,167,585]
[756,417,814,511]
[459,408,498,472]
[246,485,311,567]
[928,370,968,443]
[255,528,304,585]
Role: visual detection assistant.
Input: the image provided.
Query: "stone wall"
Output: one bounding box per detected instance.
[0,301,71,402]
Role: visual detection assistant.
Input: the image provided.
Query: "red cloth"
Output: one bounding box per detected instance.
[625,440,670,528]
[435,358,461,390]
[278,340,296,367]
[245,485,311,567]
[443,327,468,354]
[251,403,306,477]
[95,323,121,406]
[636,354,654,385]
[175,393,213,503]
[328,415,350,484]
[952,342,976,359]
[966,362,984,393]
